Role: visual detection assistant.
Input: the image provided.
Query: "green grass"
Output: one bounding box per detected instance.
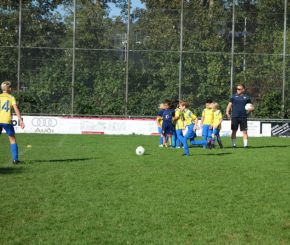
[1,134,290,244]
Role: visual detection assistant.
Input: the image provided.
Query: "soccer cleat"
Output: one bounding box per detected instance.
[159,144,163,147]
[207,141,212,149]
[12,160,20,164]
[218,142,223,149]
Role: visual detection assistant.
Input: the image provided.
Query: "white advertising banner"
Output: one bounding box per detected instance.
[11,116,264,137]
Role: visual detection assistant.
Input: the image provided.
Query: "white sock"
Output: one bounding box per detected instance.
[232,139,236,146]
[244,139,248,147]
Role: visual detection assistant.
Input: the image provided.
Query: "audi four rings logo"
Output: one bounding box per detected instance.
[32,118,58,127]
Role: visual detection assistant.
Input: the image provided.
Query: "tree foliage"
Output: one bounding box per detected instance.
[0,0,289,118]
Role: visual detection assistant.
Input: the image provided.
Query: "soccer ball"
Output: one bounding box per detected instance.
[136,146,145,156]
[245,103,254,112]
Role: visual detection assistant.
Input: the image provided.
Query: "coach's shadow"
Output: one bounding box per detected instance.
[223,145,290,149]
[25,157,98,164]
[0,167,24,175]
[248,145,290,149]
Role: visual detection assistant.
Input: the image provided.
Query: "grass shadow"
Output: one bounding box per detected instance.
[141,153,151,156]
[24,157,99,164]
[0,167,24,175]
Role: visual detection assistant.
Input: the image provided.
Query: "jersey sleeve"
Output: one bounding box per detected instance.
[157,110,163,117]
[217,111,222,120]
[190,112,197,120]
[11,96,16,105]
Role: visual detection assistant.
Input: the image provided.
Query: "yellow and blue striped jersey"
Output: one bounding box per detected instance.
[175,108,184,130]
[183,109,197,126]
[157,117,163,127]
[201,108,214,125]
[213,110,222,129]
[0,93,16,124]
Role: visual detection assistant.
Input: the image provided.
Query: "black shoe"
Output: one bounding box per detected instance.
[12,160,20,164]
[207,141,212,149]
[218,142,223,149]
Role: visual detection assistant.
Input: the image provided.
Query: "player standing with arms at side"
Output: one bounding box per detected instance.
[156,103,165,147]
[210,102,223,148]
[157,101,175,147]
[199,99,214,148]
[226,83,253,148]
[0,81,25,163]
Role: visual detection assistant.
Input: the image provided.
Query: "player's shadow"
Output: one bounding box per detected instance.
[195,152,232,156]
[0,167,24,175]
[24,157,98,164]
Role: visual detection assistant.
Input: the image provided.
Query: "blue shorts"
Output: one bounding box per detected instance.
[158,126,162,134]
[212,128,220,136]
[184,123,196,139]
[202,124,213,137]
[0,123,15,136]
[162,121,174,136]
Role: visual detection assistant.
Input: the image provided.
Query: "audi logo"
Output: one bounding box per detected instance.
[32,118,58,127]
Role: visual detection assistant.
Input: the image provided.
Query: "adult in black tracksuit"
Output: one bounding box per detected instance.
[226,84,253,148]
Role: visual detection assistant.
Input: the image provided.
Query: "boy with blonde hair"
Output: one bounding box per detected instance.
[199,99,214,148]
[0,81,25,164]
[210,102,223,149]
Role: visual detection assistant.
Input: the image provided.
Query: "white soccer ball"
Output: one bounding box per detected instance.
[245,103,254,111]
[135,146,145,156]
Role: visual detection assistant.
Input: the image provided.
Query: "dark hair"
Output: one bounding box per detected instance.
[163,99,171,108]
[171,99,179,109]
[205,99,213,103]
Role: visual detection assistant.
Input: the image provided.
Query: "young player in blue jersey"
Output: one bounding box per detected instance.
[156,103,165,147]
[226,84,253,148]
[157,101,175,147]
[210,102,223,149]
[0,81,25,164]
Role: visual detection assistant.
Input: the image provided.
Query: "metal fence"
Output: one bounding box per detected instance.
[0,0,289,117]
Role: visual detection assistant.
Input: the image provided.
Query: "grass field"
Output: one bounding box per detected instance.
[1,134,290,244]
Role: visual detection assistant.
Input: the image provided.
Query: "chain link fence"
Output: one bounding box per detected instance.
[0,0,289,118]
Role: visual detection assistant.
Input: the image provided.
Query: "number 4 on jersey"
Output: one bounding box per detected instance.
[1,100,10,112]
